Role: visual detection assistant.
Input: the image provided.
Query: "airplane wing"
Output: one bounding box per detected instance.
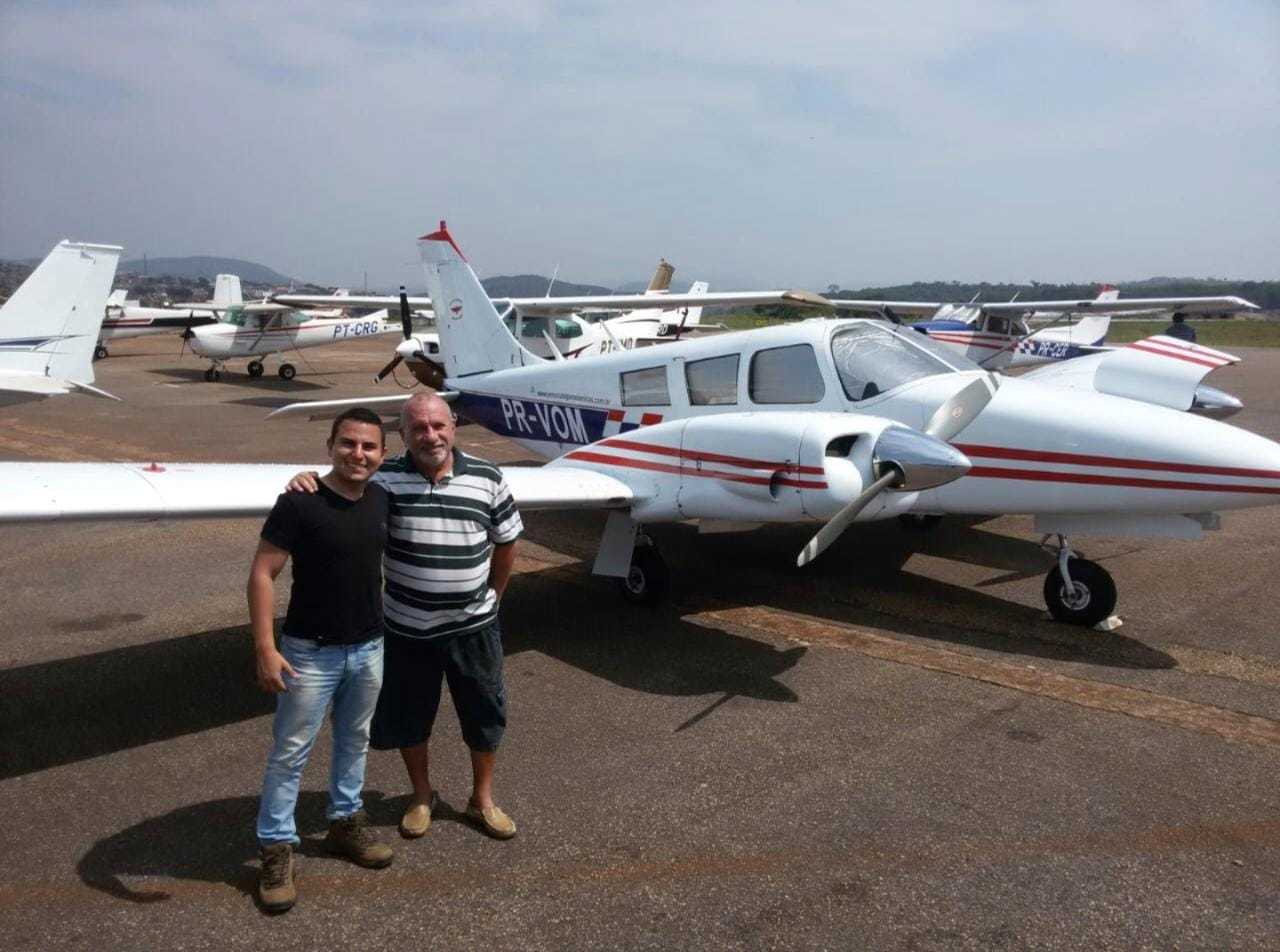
[981,296,1257,316]
[266,393,440,421]
[1022,335,1240,411]
[825,300,946,318]
[0,460,635,524]
[273,290,829,315]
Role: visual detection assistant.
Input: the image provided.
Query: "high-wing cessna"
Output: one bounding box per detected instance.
[0,239,121,405]
[6,222,1280,631]
[94,273,240,359]
[187,299,401,381]
[827,287,1257,370]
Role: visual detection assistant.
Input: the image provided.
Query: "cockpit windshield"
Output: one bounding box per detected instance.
[830,323,965,401]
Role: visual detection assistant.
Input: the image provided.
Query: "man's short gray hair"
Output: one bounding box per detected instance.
[400,391,455,430]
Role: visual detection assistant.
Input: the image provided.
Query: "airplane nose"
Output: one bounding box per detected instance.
[873,426,971,491]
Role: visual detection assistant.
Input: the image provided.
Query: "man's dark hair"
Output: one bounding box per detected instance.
[328,407,386,446]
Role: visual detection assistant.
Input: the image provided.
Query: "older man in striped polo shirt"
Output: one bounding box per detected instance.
[291,391,523,839]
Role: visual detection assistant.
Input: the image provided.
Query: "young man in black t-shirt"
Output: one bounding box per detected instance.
[248,407,392,913]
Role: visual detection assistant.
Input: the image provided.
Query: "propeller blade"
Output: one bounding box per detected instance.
[399,286,412,339]
[374,354,403,383]
[923,375,999,443]
[796,470,900,567]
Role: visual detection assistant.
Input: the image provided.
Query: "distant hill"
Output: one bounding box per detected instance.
[119,256,294,285]
[481,274,611,297]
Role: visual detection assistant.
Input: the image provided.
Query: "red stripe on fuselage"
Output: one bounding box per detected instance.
[954,443,1280,480]
[966,466,1280,495]
[564,450,828,489]
[595,437,826,475]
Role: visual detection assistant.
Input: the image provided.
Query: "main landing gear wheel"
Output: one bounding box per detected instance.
[1044,557,1116,627]
[617,545,668,605]
[93,345,109,360]
[898,513,942,530]
[247,360,265,378]
[278,363,297,381]
[203,366,221,382]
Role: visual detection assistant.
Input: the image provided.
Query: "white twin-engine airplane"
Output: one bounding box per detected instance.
[5,222,1280,629]
[187,298,401,381]
[0,239,122,406]
[95,274,240,359]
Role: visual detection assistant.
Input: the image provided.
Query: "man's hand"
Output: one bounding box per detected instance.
[256,648,297,693]
[287,471,320,493]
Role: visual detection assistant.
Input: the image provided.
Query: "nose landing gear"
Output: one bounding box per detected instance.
[203,363,223,382]
[1042,535,1117,627]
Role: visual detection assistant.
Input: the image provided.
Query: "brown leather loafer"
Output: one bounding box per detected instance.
[465,802,517,839]
[399,791,440,839]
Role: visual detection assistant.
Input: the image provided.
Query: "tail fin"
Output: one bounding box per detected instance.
[680,280,709,326]
[417,222,539,377]
[645,258,675,293]
[106,288,128,308]
[1095,284,1119,303]
[0,240,121,387]
[212,274,242,307]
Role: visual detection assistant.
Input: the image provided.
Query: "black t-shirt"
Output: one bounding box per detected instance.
[260,481,389,644]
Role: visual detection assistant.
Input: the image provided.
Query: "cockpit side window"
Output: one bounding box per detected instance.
[749,344,824,404]
[621,366,670,406]
[831,324,956,401]
[685,354,739,405]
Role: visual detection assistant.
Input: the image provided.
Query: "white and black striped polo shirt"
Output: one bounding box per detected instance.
[372,449,522,641]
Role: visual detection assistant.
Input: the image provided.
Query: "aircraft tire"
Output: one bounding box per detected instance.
[278,363,297,381]
[203,366,220,383]
[247,361,265,378]
[1043,558,1116,627]
[617,546,668,605]
[94,346,109,360]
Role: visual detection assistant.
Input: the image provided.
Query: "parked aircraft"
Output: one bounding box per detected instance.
[826,287,1257,370]
[274,259,822,385]
[94,273,240,358]
[6,224,1279,633]
[0,239,121,405]
[187,300,400,381]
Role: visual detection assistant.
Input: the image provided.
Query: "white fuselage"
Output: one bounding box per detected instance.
[443,318,1280,523]
[190,309,397,360]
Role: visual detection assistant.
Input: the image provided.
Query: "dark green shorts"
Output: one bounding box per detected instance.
[370,619,506,753]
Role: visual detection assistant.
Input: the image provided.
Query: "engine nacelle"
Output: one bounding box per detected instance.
[608,411,902,523]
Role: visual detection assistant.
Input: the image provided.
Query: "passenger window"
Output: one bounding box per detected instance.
[621,366,670,406]
[685,354,739,405]
[749,345,825,404]
[554,319,583,339]
[520,317,549,339]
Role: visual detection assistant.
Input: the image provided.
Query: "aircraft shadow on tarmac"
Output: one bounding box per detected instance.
[146,367,330,391]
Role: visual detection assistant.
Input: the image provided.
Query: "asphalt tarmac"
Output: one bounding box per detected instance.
[2,336,1278,950]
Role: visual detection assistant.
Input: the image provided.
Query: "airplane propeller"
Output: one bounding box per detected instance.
[795,374,998,567]
[374,286,418,382]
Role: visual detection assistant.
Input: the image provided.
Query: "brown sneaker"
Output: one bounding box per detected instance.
[465,802,517,840]
[399,791,440,839]
[258,843,296,913]
[324,810,393,868]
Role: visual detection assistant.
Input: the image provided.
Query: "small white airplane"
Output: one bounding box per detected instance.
[826,285,1257,371]
[94,273,241,358]
[0,240,121,405]
[7,223,1280,633]
[186,298,401,381]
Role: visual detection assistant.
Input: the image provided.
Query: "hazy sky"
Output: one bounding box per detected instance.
[2,2,1277,290]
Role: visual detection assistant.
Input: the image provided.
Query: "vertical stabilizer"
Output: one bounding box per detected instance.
[417,222,539,377]
[1095,284,1119,303]
[0,240,121,389]
[681,280,709,326]
[645,258,675,293]
[213,274,243,307]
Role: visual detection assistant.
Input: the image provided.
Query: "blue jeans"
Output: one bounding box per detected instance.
[257,634,384,846]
